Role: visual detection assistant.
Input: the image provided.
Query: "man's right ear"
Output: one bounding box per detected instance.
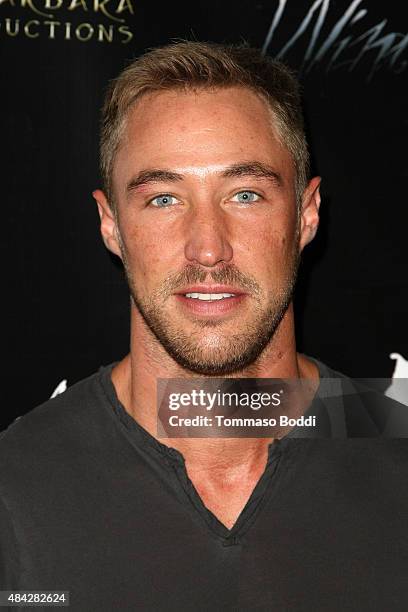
[92,190,122,259]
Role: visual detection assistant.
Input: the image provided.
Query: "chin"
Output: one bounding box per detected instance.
[173,356,248,377]
[166,337,269,376]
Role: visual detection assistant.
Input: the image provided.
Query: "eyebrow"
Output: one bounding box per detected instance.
[126,169,184,193]
[125,161,283,194]
[221,162,283,186]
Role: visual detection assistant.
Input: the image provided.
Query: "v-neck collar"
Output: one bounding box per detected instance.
[98,355,347,453]
[97,361,324,541]
[98,360,319,464]
[168,436,293,541]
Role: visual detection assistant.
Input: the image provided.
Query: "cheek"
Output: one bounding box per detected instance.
[236,221,298,296]
[119,216,178,283]
[241,220,297,267]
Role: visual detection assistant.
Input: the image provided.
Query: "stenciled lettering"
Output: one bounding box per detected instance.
[1,0,135,24]
[0,0,135,43]
[24,18,40,36]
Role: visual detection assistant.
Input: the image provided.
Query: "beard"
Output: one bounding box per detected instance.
[120,246,300,376]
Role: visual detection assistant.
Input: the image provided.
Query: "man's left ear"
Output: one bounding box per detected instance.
[299,176,321,251]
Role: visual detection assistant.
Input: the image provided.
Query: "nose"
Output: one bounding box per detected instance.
[183,201,233,267]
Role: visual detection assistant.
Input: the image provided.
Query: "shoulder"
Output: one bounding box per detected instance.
[0,365,116,487]
[313,357,408,437]
[0,368,105,445]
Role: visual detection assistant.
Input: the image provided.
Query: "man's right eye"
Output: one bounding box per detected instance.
[149,194,179,208]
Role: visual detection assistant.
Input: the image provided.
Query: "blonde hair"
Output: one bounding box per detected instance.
[100,41,310,207]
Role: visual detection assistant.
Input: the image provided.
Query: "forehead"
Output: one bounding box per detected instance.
[113,86,294,187]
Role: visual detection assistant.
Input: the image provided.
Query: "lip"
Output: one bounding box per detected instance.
[174,285,246,296]
[174,285,247,316]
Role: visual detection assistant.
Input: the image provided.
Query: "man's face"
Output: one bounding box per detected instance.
[102,87,318,375]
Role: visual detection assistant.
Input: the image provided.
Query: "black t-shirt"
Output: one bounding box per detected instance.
[1,360,408,611]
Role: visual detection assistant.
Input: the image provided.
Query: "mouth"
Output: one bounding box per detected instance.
[174,285,246,315]
[184,292,236,301]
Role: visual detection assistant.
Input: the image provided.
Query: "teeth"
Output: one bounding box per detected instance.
[185,292,235,301]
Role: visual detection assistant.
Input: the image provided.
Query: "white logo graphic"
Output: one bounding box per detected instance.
[50,379,68,398]
[385,353,408,406]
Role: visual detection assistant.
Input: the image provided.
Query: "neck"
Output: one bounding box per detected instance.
[111,302,318,469]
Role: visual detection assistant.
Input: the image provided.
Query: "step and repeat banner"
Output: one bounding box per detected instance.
[1,0,407,427]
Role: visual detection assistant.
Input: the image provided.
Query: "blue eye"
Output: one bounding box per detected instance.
[150,194,178,207]
[232,191,261,203]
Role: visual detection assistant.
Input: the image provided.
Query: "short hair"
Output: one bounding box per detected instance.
[100,41,310,208]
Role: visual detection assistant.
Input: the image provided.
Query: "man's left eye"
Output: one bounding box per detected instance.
[231,191,261,204]
[150,194,179,207]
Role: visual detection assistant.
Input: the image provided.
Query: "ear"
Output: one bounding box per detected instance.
[92,189,122,259]
[299,176,321,251]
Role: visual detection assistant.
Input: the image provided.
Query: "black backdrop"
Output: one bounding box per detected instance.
[1,0,407,428]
